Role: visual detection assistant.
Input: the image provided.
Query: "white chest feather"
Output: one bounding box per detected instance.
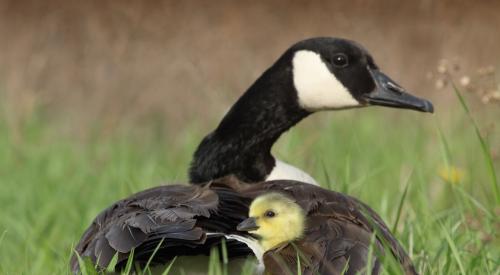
[224,234,265,274]
[292,50,360,111]
[266,159,318,186]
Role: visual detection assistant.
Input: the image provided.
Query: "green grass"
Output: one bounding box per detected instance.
[0,92,499,274]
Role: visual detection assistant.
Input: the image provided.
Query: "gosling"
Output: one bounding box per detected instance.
[235,192,306,274]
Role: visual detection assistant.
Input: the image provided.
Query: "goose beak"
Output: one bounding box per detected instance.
[237,217,259,231]
[363,68,434,113]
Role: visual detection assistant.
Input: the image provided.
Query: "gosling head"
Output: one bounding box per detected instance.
[237,193,306,252]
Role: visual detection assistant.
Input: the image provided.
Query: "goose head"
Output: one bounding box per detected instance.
[237,193,305,252]
[289,37,433,112]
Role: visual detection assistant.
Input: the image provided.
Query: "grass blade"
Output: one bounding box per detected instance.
[74,251,88,275]
[320,159,333,190]
[440,223,466,275]
[296,250,301,275]
[142,238,165,274]
[160,256,177,275]
[392,170,413,233]
[364,233,377,275]
[340,259,350,275]
[451,82,500,204]
[74,251,99,275]
[221,238,228,275]
[123,248,135,275]
[105,252,119,273]
[435,120,452,167]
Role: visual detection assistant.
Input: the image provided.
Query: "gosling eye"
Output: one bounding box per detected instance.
[264,210,276,218]
[331,53,349,68]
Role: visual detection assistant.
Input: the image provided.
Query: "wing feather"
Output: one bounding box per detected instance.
[72,178,416,275]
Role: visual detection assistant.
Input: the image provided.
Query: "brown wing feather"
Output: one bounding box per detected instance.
[72,177,416,275]
[70,184,225,273]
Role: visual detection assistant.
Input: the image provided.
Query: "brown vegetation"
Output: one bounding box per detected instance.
[0,0,499,132]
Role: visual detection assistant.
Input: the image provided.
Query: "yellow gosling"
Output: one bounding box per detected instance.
[237,193,305,252]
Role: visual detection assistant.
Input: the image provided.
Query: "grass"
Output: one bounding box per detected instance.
[0,90,499,274]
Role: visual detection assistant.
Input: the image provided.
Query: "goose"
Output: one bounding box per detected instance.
[71,176,417,274]
[189,37,433,186]
[71,37,428,274]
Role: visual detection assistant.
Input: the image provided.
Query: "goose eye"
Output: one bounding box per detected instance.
[264,210,276,218]
[331,54,348,68]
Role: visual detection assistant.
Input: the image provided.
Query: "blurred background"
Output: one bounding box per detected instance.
[1,0,499,134]
[0,1,499,273]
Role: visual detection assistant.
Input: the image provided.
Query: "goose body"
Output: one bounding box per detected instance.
[189,37,432,186]
[71,177,417,274]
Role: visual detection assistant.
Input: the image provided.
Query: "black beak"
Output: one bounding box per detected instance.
[363,68,434,113]
[237,217,259,231]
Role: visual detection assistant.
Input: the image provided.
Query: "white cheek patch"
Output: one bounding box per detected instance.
[293,50,361,111]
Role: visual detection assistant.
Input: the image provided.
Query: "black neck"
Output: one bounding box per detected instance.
[189,57,310,183]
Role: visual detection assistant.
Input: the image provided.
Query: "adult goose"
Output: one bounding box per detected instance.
[71,177,417,274]
[72,37,429,274]
[190,37,433,186]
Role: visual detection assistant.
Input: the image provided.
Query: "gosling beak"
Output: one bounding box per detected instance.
[237,217,259,231]
[363,68,434,113]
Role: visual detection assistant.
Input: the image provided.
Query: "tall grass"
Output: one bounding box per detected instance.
[0,90,498,274]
